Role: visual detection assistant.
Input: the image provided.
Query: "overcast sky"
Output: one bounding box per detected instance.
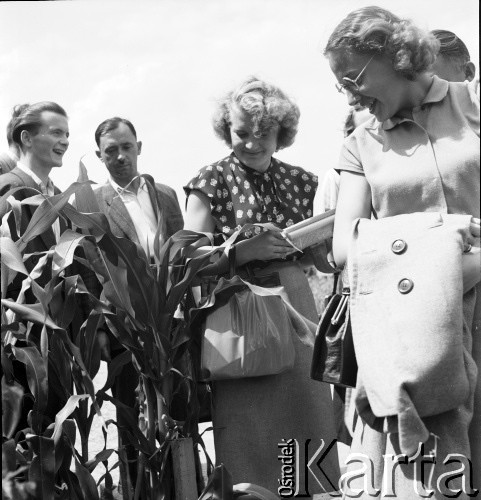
[1,0,479,214]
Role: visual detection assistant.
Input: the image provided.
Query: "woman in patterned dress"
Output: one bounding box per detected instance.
[184,76,340,495]
[326,6,480,498]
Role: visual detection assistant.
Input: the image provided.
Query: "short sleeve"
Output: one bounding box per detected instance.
[296,167,318,214]
[273,162,318,220]
[337,133,364,175]
[183,164,224,202]
[318,168,340,212]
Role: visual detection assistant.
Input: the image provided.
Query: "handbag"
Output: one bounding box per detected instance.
[200,246,295,381]
[310,273,357,388]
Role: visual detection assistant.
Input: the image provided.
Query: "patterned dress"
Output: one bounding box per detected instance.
[185,152,317,235]
[184,153,341,495]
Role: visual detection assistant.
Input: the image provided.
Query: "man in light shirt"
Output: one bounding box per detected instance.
[93,116,183,257]
[93,116,183,494]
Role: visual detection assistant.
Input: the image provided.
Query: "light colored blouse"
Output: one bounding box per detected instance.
[338,76,480,219]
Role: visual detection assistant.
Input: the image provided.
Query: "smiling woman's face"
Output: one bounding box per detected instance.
[328,51,411,122]
[229,105,279,173]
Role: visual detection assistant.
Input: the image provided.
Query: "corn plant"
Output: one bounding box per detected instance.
[1,163,218,499]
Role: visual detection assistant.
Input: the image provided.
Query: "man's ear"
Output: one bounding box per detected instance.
[20,130,32,148]
[137,141,142,155]
[95,150,103,161]
[465,61,476,82]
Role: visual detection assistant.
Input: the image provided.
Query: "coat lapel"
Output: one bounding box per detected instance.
[12,168,58,250]
[144,175,168,244]
[10,167,39,190]
[144,176,161,224]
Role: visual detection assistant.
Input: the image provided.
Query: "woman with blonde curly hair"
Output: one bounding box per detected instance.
[183,76,340,494]
[326,6,480,498]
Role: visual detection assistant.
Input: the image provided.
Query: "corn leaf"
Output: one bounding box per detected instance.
[19,193,47,207]
[0,236,28,277]
[54,419,76,475]
[67,200,163,330]
[2,439,17,476]
[51,230,89,279]
[49,277,78,331]
[80,238,134,315]
[51,395,89,444]
[27,250,52,281]
[53,329,105,428]
[74,158,101,213]
[1,236,29,298]
[4,194,23,237]
[10,345,48,417]
[62,470,85,500]
[0,185,40,216]
[15,182,88,252]
[74,458,100,500]
[84,449,114,473]
[63,203,110,240]
[48,334,73,404]
[97,349,131,394]
[1,300,61,330]
[27,435,55,499]
[2,378,24,439]
[79,313,102,379]
[96,235,159,328]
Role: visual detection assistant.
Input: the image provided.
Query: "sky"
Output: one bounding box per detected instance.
[1,0,479,214]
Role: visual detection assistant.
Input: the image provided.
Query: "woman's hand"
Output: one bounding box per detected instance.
[469,216,480,242]
[235,228,296,265]
[463,217,481,294]
[462,246,481,293]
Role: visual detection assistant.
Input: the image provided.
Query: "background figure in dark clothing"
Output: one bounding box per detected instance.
[0,104,29,175]
[1,101,71,432]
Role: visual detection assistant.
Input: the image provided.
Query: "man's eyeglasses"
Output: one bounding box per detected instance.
[335,55,375,94]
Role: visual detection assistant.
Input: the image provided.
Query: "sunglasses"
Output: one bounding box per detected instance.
[335,55,375,94]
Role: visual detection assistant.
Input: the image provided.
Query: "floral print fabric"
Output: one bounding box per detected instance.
[184,152,318,238]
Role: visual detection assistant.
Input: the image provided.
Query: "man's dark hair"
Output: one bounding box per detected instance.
[95,117,137,147]
[11,101,68,146]
[431,29,470,64]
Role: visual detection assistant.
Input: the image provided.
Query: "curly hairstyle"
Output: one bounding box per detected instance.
[324,6,440,80]
[12,101,68,147]
[212,76,300,150]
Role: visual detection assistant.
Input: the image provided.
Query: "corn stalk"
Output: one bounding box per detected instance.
[1,162,219,499]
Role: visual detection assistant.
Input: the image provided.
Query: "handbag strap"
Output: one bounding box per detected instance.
[226,243,236,279]
[332,272,340,295]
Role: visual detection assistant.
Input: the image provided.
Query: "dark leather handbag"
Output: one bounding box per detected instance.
[310,273,357,388]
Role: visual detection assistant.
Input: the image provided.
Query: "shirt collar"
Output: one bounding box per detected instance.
[109,175,147,195]
[16,161,46,187]
[381,76,449,131]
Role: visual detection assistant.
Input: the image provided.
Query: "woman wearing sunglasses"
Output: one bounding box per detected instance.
[325,6,480,498]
